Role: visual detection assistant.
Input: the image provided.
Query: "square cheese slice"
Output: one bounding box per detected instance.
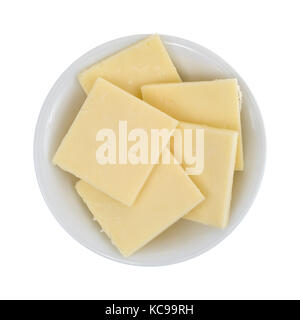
[171,122,238,228]
[53,77,178,206]
[75,150,204,257]
[141,79,243,170]
[78,35,181,98]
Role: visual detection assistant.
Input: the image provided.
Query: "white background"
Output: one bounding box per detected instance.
[0,0,299,300]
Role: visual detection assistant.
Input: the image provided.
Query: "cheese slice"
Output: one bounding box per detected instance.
[53,77,178,206]
[171,122,238,228]
[75,150,204,257]
[78,35,181,98]
[141,79,243,170]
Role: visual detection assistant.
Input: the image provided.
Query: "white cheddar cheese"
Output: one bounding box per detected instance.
[75,150,204,257]
[171,122,238,228]
[141,79,243,170]
[53,78,178,206]
[78,35,181,98]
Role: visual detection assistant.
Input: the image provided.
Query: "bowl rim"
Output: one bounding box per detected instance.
[33,34,267,267]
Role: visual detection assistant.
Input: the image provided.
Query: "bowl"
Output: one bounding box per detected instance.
[34,34,266,266]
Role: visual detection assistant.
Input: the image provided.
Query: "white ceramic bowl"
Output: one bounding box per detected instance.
[34,34,266,266]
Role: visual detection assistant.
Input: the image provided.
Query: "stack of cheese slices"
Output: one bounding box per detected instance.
[53,35,243,257]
